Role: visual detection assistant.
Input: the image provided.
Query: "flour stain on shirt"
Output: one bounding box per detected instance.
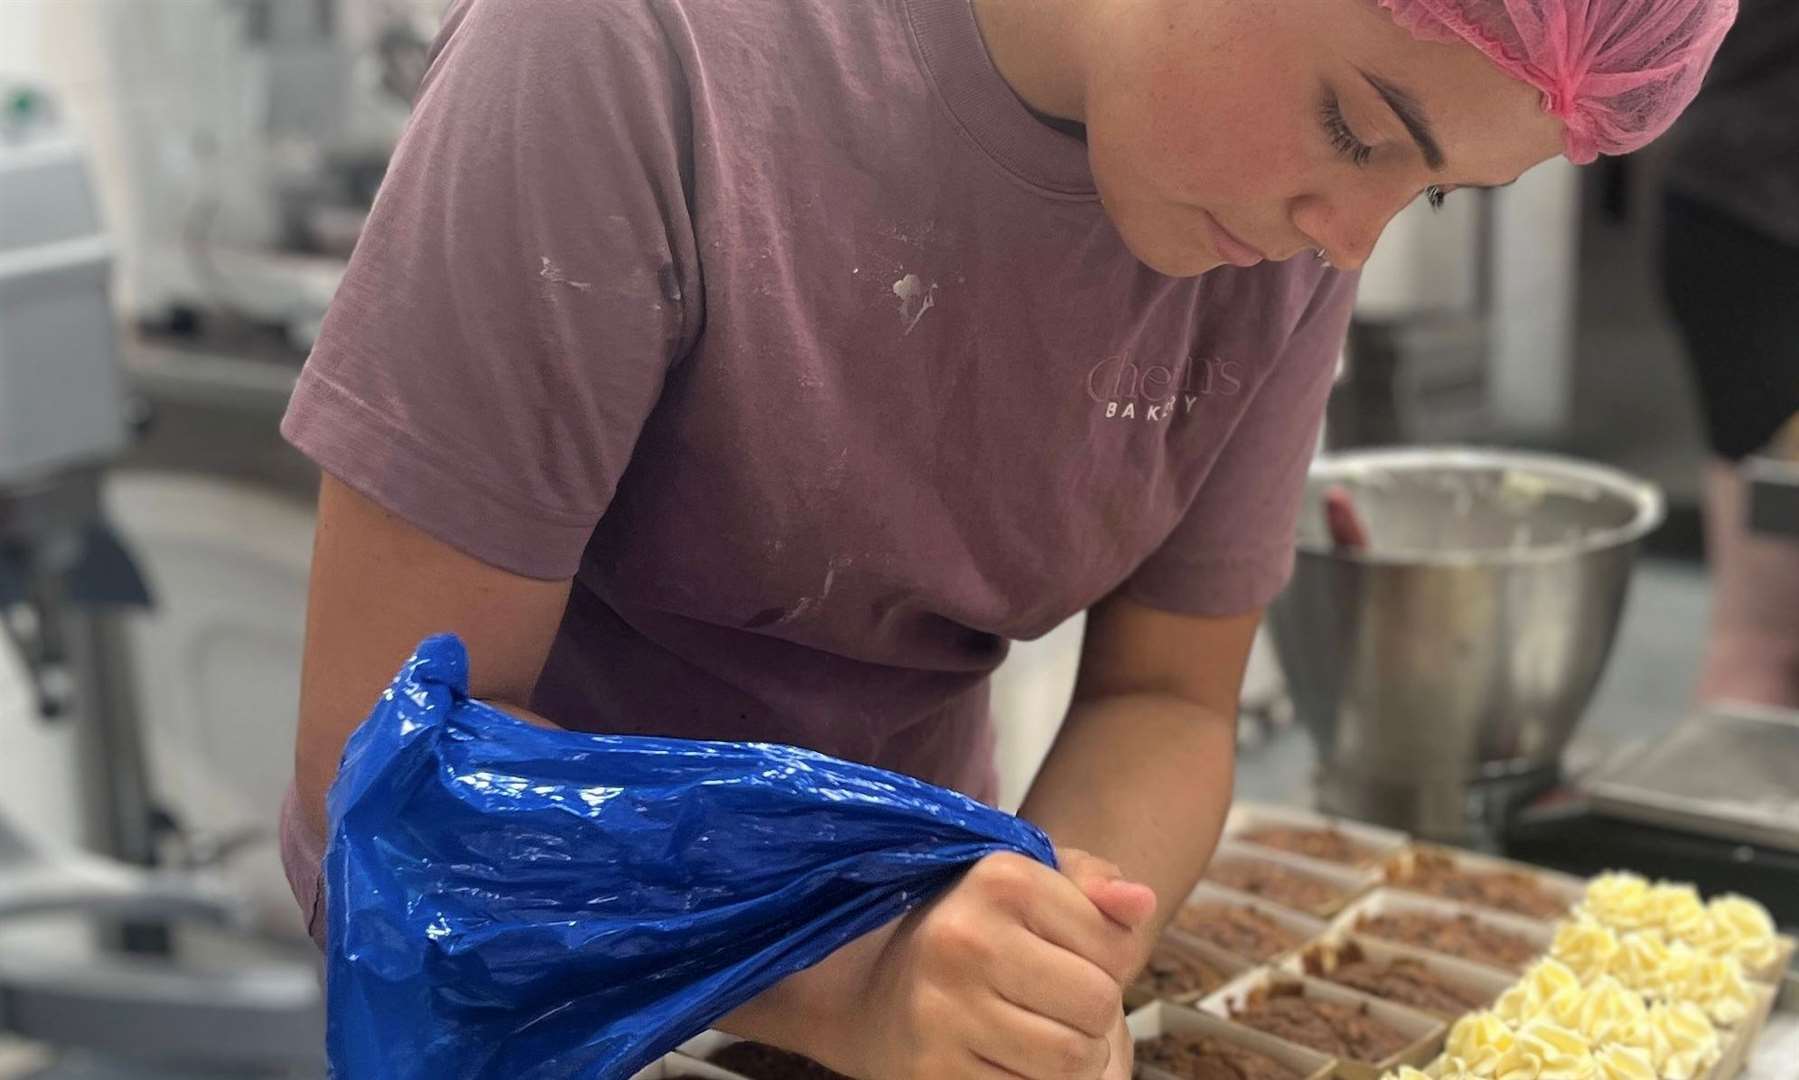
[883,218,939,247]
[892,273,938,335]
[822,447,849,488]
[538,256,593,292]
[771,555,852,627]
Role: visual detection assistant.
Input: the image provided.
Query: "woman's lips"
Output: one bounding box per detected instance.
[1201,210,1266,268]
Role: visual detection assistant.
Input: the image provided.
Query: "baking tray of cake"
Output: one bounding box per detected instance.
[1127,930,1256,1010]
[1381,844,1583,921]
[1203,840,1379,919]
[1279,933,1515,1020]
[1171,881,1332,965]
[655,798,1799,1080]
[1222,802,1410,870]
[675,1032,853,1080]
[1128,999,1336,1080]
[1195,967,1445,1080]
[1329,888,1556,974]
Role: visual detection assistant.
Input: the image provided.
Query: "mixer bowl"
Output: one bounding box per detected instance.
[1267,447,1664,837]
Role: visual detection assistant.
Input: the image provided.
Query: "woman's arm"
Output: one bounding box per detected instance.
[1018,595,1259,962]
[294,475,574,844]
[299,475,1150,1080]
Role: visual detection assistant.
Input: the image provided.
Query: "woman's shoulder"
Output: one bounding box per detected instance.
[438,0,905,65]
[433,0,914,131]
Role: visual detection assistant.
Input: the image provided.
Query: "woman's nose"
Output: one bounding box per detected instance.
[1292,186,1416,272]
[1320,231,1381,273]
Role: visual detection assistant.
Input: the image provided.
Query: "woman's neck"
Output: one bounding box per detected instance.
[970,0,1094,124]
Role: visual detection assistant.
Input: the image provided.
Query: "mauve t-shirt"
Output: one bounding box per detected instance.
[278,0,1357,935]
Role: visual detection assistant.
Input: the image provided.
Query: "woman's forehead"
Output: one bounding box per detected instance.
[1330,5,1566,176]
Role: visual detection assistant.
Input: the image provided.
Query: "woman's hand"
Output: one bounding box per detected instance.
[726,847,1155,1079]
[857,848,1155,1079]
[1104,1010,1136,1080]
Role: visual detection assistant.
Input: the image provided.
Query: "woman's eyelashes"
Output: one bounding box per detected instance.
[1321,90,1374,167]
[1322,87,1453,214]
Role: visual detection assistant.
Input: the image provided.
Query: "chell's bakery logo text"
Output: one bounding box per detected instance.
[1087,353,1244,421]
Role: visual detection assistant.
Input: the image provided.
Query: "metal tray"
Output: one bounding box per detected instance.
[1583,704,1799,855]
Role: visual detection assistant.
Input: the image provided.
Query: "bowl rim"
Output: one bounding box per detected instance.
[1298,445,1667,568]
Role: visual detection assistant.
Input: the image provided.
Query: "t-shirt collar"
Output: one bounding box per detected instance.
[901,0,1099,198]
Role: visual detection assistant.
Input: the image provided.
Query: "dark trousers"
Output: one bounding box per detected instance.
[1660,192,1799,462]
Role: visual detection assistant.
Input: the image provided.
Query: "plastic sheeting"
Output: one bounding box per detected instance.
[325,634,1055,1078]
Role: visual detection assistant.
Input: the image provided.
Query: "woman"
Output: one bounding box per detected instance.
[1659,0,1799,712]
[281,0,1730,1076]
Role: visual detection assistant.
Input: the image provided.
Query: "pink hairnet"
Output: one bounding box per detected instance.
[1377,0,1737,163]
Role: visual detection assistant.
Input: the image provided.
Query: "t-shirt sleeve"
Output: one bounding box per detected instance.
[1121,270,1359,616]
[280,0,699,580]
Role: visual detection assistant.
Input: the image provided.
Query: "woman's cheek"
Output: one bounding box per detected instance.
[1193,107,1316,201]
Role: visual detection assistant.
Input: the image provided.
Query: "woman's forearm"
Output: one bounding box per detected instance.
[1018,690,1237,955]
[716,920,889,1059]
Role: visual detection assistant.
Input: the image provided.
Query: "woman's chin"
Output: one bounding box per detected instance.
[1104,199,1231,278]
[1120,230,1228,278]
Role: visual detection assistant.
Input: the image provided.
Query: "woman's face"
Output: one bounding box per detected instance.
[1082,0,1566,276]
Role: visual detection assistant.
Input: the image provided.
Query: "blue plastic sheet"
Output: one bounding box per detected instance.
[325,634,1056,1078]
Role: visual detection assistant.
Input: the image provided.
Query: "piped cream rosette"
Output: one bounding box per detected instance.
[1381,959,1726,1080]
[1392,1017,1600,1080]
[1387,1033,1669,1080]
[1548,917,1755,1028]
[1382,873,1775,1080]
[1577,873,1781,975]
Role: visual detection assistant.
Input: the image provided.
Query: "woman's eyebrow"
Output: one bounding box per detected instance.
[1358,69,1446,171]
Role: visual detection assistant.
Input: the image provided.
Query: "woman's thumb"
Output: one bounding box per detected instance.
[1058,847,1158,929]
[1084,876,1159,930]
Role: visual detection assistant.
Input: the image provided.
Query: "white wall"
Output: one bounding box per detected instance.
[1355,187,1483,321]
[1489,160,1581,437]
[1356,158,1583,440]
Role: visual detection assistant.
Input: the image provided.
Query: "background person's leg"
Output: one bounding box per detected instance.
[1661,193,1799,710]
[1698,457,1799,709]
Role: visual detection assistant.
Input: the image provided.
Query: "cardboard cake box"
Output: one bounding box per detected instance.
[1383,845,1584,921]
[1280,932,1515,1020]
[1224,801,1410,870]
[1127,999,1337,1080]
[1747,935,1796,986]
[1710,982,1779,1080]
[1205,840,1380,919]
[1330,887,1556,975]
[631,1049,754,1080]
[1128,927,1259,1011]
[672,1031,849,1080]
[1197,967,1446,1080]
[1174,880,1333,964]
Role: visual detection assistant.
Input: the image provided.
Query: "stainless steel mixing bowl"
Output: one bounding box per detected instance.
[1267,447,1665,839]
